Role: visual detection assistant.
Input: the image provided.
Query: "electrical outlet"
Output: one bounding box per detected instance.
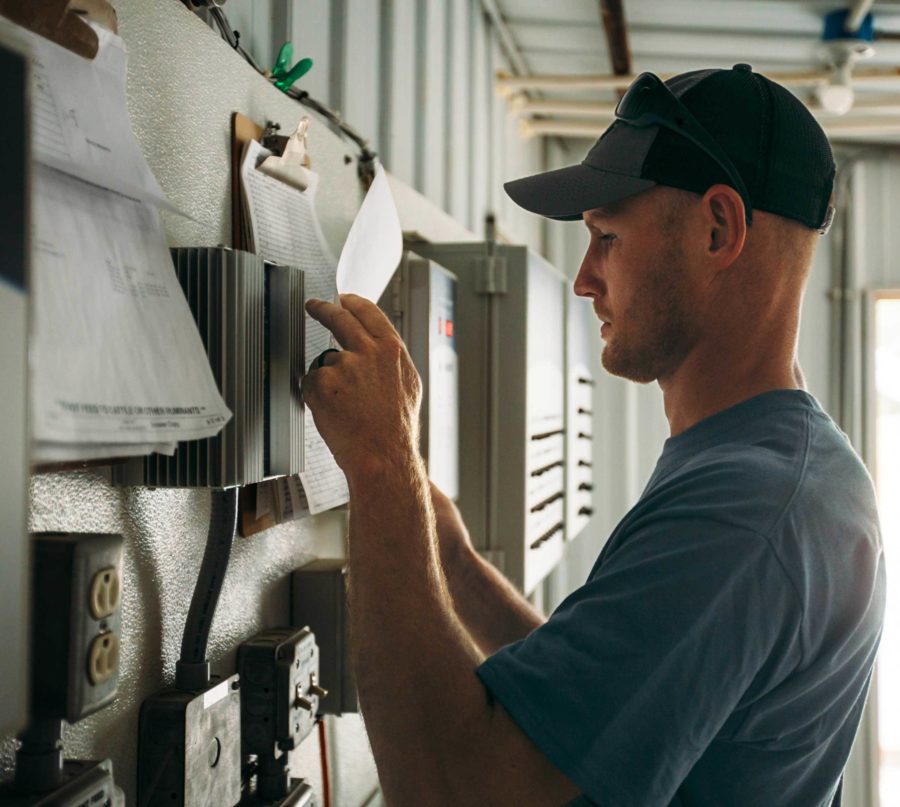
[87,632,118,686]
[88,567,120,619]
[239,777,316,807]
[30,533,124,723]
[0,758,125,806]
[238,627,323,755]
[137,675,242,807]
[291,561,356,715]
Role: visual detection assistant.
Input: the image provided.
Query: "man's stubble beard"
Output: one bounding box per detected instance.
[600,239,697,385]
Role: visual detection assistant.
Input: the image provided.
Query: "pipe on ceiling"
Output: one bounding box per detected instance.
[479,0,530,77]
[846,0,876,33]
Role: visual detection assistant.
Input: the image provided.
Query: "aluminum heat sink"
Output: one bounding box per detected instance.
[115,247,304,488]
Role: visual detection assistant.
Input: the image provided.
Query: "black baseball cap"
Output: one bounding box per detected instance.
[505,64,836,232]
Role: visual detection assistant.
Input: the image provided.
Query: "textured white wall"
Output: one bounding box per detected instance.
[0,0,544,804]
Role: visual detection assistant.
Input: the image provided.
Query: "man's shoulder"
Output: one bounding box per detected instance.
[643,407,870,538]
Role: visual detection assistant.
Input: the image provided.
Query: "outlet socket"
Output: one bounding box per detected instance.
[87,632,118,686]
[30,533,124,723]
[88,567,120,619]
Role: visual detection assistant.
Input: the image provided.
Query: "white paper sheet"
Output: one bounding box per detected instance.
[240,140,349,511]
[31,165,231,446]
[335,165,403,302]
[299,410,349,514]
[13,20,176,211]
[32,440,177,463]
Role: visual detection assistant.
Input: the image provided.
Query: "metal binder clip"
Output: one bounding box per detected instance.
[0,0,117,59]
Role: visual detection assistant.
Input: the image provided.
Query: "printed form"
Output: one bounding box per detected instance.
[240,139,349,513]
[11,19,232,462]
[240,142,403,514]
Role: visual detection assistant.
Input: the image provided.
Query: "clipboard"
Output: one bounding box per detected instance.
[231,112,265,251]
[0,0,117,59]
[231,112,314,250]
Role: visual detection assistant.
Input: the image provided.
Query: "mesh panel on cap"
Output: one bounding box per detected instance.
[765,81,836,228]
[641,69,767,210]
[637,67,835,228]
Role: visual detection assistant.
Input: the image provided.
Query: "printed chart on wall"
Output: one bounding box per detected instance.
[239,139,401,514]
[10,17,232,462]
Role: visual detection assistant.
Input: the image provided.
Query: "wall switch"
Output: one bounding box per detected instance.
[0,758,125,806]
[137,675,242,807]
[30,533,123,723]
[290,561,356,715]
[238,627,322,755]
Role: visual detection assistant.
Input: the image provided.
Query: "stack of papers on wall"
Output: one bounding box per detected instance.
[12,20,232,462]
[238,140,401,513]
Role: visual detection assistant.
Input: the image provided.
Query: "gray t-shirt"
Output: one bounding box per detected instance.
[477,390,885,807]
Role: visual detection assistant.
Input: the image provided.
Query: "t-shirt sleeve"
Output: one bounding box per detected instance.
[476,517,802,807]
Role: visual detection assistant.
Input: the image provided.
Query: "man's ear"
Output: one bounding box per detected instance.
[702,184,747,269]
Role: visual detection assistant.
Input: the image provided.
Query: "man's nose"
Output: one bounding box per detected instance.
[574,254,603,299]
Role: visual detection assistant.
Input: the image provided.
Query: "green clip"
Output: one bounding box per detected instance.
[272,42,313,92]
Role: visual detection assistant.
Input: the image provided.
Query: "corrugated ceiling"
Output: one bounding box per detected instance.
[495,0,900,141]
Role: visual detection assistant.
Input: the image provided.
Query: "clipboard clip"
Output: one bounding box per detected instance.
[258,119,313,192]
[0,0,117,59]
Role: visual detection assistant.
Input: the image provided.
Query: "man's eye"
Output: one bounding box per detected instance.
[596,233,616,243]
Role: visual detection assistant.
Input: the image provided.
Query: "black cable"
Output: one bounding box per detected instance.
[15,719,64,793]
[175,487,238,691]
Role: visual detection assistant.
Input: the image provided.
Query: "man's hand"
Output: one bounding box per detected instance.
[302,294,422,481]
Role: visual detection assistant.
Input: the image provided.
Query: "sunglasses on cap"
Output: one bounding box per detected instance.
[615,72,755,225]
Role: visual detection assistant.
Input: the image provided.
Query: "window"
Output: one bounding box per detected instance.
[874,293,900,807]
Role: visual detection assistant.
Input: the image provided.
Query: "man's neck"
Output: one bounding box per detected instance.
[658,338,801,437]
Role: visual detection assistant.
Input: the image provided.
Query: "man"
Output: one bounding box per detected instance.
[302,66,885,806]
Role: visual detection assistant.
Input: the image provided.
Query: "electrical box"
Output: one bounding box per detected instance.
[115,247,305,488]
[0,30,29,738]
[291,561,356,715]
[379,251,459,499]
[412,242,567,594]
[138,674,242,807]
[566,296,597,540]
[238,628,324,804]
[30,533,124,723]
[0,758,125,807]
[238,627,323,755]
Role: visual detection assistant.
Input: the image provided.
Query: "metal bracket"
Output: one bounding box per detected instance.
[476,256,507,295]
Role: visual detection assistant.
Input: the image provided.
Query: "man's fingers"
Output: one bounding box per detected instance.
[306,298,370,350]
[338,293,398,339]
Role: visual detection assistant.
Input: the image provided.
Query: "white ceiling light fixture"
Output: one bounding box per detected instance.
[814,5,876,115]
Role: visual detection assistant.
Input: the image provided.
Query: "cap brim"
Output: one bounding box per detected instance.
[504,163,657,221]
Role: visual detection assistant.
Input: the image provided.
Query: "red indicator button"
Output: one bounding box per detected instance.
[445,320,454,337]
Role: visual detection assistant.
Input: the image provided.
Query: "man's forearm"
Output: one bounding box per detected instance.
[439,539,544,655]
[345,457,494,805]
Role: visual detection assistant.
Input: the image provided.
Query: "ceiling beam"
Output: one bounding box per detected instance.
[511,95,900,120]
[598,0,631,76]
[497,66,900,95]
[520,115,900,140]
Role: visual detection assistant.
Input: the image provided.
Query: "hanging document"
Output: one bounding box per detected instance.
[6,19,232,462]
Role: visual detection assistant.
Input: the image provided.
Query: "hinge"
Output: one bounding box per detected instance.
[476,256,507,295]
[389,271,404,315]
[828,288,861,302]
